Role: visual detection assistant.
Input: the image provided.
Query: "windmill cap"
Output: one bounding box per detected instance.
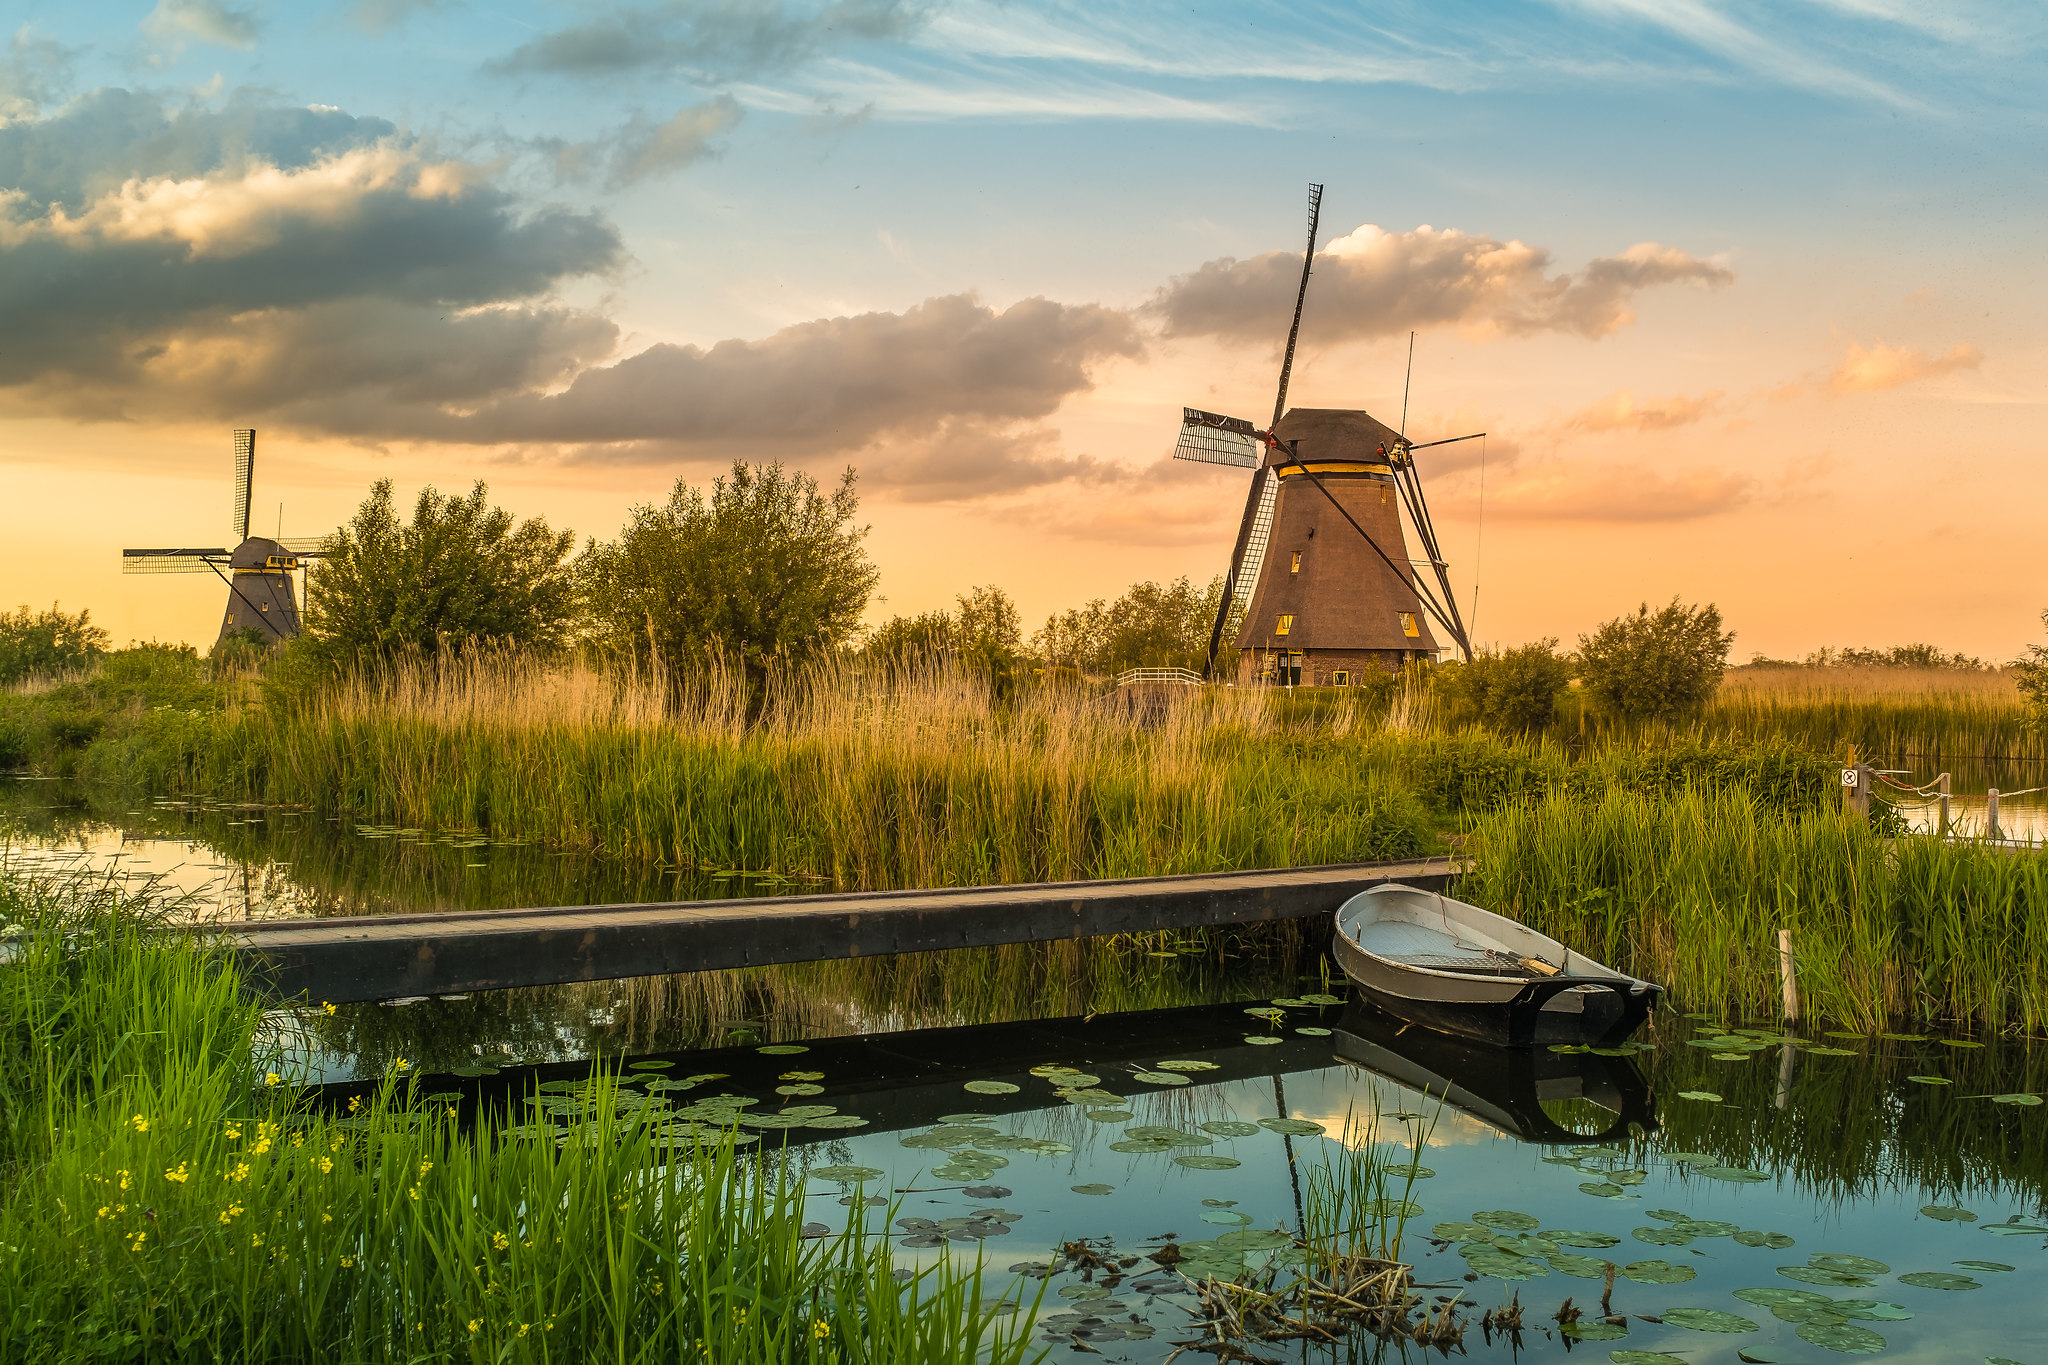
[1268,408,1407,466]
[230,536,289,569]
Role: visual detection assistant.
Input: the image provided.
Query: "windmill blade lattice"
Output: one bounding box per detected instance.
[122,549,229,575]
[1172,407,1262,468]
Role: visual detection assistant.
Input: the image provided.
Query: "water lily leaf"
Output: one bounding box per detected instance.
[1805,1046,1858,1056]
[1202,1209,1253,1225]
[1940,1038,1985,1048]
[1633,1227,1695,1246]
[1664,1307,1757,1332]
[779,1070,824,1081]
[1550,1230,1623,1248]
[1243,1035,1283,1046]
[1085,1109,1136,1123]
[1779,1266,1872,1287]
[1295,1026,1333,1036]
[1953,1260,2013,1272]
[1131,1071,1190,1086]
[1824,1030,1866,1039]
[1580,1182,1625,1198]
[1897,1271,1980,1290]
[1982,1218,2048,1235]
[1678,1090,1723,1102]
[810,1165,884,1181]
[1921,1205,1977,1222]
[1060,1283,1110,1299]
[1371,1198,1425,1217]
[1700,1165,1771,1183]
[1621,1260,1697,1284]
[1735,1230,1796,1249]
[1661,1151,1716,1166]
[1064,1088,1124,1105]
[1881,1032,1930,1041]
[1734,1287,1831,1307]
[1610,1354,1689,1365]
[1384,1162,1435,1179]
[1174,1155,1242,1170]
[1833,1300,1912,1320]
[1258,1117,1324,1136]
[1493,1234,1558,1256]
[1548,1252,1610,1277]
[1108,1138,1175,1154]
[1474,1210,1541,1231]
[1712,1052,1753,1062]
[757,1045,808,1055]
[1244,1006,1287,1018]
[1466,1252,1548,1280]
[1300,993,1345,1005]
[963,1080,1019,1095]
[776,1083,825,1096]
[1812,1255,1889,1275]
[1798,1321,1886,1354]
[1675,1219,1739,1238]
[628,1060,673,1070]
[1213,1228,1293,1251]
[1068,1182,1115,1196]
[1432,1222,1491,1242]
[805,1115,868,1129]
[1200,1120,1261,1137]
[1990,1093,2044,1106]
[1125,1125,1194,1142]
[1907,1075,1952,1086]
[1154,1060,1220,1072]
[1562,1321,1628,1340]
[962,1185,1010,1199]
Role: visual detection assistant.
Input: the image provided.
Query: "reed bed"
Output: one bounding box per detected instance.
[1705,666,2044,769]
[1459,787,2048,1031]
[0,861,1032,1364]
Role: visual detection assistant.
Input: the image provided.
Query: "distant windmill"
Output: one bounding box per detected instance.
[122,430,334,645]
[1171,184,1476,686]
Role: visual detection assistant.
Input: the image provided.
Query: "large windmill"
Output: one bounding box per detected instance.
[1172,184,1476,686]
[122,430,334,645]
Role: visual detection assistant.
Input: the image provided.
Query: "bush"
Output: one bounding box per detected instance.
[0,604,108,686]
[2017,609,2048,730]
[1577,597,1734,723]
[1436,639,1572,732]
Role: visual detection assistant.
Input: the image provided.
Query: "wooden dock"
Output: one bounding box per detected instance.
[229,858,1458,1004]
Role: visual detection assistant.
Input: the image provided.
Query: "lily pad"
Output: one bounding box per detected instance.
[1384,1162,1435,1179]
[1432,1222,1491,1242]
[1805,1046,1858,1056]
[757,1045,809,1055]
[1610,1354,1688,1365]
[1734,1288,1831,1307]
[1201,1209,1253,1225]
[1833,1300,1912,1320]
[1466,1252,1548,1280]
[1897,1271,1980,1290]
[1550,1230,1623,1248]
[1700,1165,1771,1183]
[1990,1093,2044,1106]
[1664,1307,1757,1332]
[1982,1218,2048,1235]
[1473,1210,1541,1231]
[1300,993,1345,1005]
[1131,1071,1189,1086]
[1154,1060,1220,1072]
[1812,1255,1889,1275]
[1549,1252,1610,1277]
[1677,1090,1723,1102]
[1735,1230,1796,1249]
[1661,1151,1717,1166]
[963,1080,1019,1095]
[1780,1266,1873,1287]
[1174,1155,1242,1170]
[1907,1075,1952,1086]
[1940,1038,1985,1048]
[1243,1035,1283,1046]
[806,1115,869,1129]
[1085,1109,1136,1123]
[1493,1234,1558,1256]
[1125,1125,1196,1142]
[1921,1204,1977,1222]
[1621,1260,1697,1284]
[1797,1321,1885,1354]
[776,1083,825,1096]
[1634,1227,1696,1246]
[1108,1138,1174,1154]
[1580,1182,1626,1198]
[1954,1260,2013,1272]
[1295,1027,1333,1036]
[962,1185,1011,1199]
[1200,1120,1261,1137]
[810,1165,884,1182]
[1561,1321,1629,1341]
[1258,1117,1324,1137]
[1069,1182,1115,1196]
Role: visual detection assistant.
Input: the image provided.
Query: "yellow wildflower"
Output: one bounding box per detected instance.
[417,1160,433,1177]
[491,1232,510,1251]
[219,1204,243,1224]
[321,1002,337,1015]
[116,1170,130,1191]
[393,1057,412,1072]
[165,1163,190,1184]
[347,1097,361,1114]
[127,1230,146,1251]
[225,1127,242,1141]
[226,1163,250,1183]
[408,1185,421,1201]
[129,1116,149,1133]
[516,1324,530,1338]
[317,1157,334,1175]
[263,1073,282,1088]
[812,1320,831,1340]
[96,1206,114,1220]
[340,1255,355,1268]
[467,1320,482,1334]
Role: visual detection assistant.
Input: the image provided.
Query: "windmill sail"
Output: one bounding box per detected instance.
[1172,408,1261,468]
[122,549,229,575]
[232,428,254,543]
[1234,471,1278,605]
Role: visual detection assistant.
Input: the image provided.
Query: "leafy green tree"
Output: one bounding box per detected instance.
[864,610,955,667]
[581,462,878,682]
[306,480,579,665]
[0,603,109,685]
[1437,639,1573,732]
[2016,610,2048,728]
[1805,643,1989,669]
[1577,598,1734,722]
[1031,576,1223,677]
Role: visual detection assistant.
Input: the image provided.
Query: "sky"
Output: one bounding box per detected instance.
[2,0,2044,661]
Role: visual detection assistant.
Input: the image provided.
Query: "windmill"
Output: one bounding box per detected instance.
[121,430,335,645]
[1172,184,1477,686]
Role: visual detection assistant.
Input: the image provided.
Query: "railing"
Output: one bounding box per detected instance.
[1115,667,1204,688]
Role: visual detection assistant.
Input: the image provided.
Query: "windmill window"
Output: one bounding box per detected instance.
[1398,612,1419,638]
[1332,670,1350,686]
[1290,552,1301,575]
[1275,614,1293,636]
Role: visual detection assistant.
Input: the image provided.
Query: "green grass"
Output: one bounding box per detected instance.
[1457,786,2048,1031]
[0,861,1036,1364]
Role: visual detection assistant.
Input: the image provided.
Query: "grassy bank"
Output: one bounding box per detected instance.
[0,863,1031,1363]
[1459,786,2048,1031]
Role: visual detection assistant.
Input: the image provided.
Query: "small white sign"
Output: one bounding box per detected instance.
[1840,768,1858,787]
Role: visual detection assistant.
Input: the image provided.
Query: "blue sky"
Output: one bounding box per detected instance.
[4,1,2045,655]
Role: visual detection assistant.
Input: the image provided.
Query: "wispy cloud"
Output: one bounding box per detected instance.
[1561,387,1723,432]
[142,0,260,52]
[1829,339,1982,393]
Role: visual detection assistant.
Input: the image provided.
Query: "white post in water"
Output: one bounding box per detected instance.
[1777,928,1800,1023]
[1987,788,2003,842]
[1938,773,1951,838]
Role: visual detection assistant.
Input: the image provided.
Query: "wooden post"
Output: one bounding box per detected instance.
[1841,757,1870,820]
[1777,928,1800,1024]
[1987,788,2002,842]
[1938,773,1951,837]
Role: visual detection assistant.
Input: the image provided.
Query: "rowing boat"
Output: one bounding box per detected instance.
[1332,883,1662,1046]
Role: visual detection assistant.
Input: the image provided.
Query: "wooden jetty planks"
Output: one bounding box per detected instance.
[228,858,1458,1003]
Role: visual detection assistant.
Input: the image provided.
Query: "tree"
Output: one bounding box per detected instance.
[2016,610,2048,728]
[1030,576,1223,677]
[1577,598,1734,722]
[864,610,955,668]
[1437,639,1573,732]
[0,603,109,685]
[581,462,878,682]
[305,480,579,665]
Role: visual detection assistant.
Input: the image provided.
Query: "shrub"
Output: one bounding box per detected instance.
[0,604,108,686]
[1577,597,1734,723]
[1435,639,1573,732]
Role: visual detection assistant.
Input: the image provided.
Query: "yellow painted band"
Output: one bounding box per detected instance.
[1274,462,1394,477]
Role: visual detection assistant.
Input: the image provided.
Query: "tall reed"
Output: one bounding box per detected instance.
[0,860,1034,1363]
[1459,787,2048,1030]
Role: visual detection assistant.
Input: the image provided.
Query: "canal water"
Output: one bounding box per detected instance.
[6,778,2046,1363]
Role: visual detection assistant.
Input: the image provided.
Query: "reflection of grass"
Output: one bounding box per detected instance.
[1645,1023,2048,1207]
[0,861,1032,1363]
[1461,786,2048,1030]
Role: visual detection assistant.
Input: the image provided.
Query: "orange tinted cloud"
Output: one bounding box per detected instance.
[1561,387,1722,432]
[1828,339,1981,394]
